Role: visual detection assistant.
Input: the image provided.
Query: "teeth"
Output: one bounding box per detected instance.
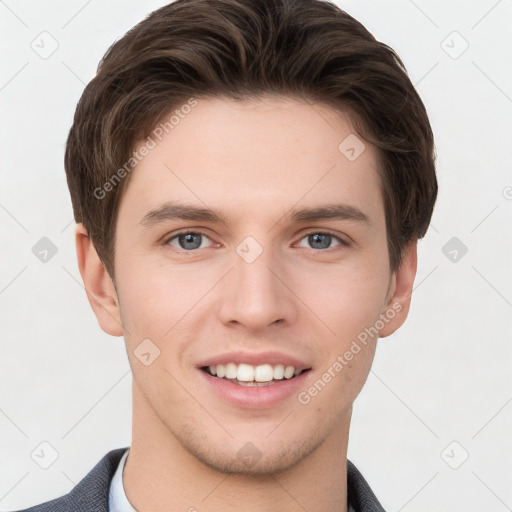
[273,364,284,379]
[216,364,226,378]
[283,366,295,379]
[206,363,304,382]
[254,364,273,382]
[225,363,237,379]
[238,380,274,387]
[237,363,255,382]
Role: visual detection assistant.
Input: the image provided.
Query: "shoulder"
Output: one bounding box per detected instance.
[347,459,386,512]
[8,447,128,512]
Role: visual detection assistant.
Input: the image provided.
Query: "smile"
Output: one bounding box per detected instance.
[202,363,308,386]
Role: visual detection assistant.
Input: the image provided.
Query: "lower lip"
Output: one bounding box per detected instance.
[198,369,311,409]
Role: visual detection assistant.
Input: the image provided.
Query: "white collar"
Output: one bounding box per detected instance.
[108,448,137,512]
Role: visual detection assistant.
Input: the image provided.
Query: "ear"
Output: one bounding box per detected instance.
[75,223,124,336]
[378,241,418,338]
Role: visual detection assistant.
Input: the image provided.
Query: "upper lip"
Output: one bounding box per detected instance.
[198,351,312,371]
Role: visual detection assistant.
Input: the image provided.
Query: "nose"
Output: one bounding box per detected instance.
[217,242,298,332]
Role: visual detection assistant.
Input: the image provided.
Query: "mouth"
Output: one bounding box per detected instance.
[201,363,311,387]
[197,352,313,408]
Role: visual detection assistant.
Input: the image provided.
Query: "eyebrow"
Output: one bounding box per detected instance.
[140,201,370,227]
[140,202,229,226]
[289,204,370,224]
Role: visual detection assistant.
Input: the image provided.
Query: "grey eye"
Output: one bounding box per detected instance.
[298,233,342,250]
[168,232,211,250]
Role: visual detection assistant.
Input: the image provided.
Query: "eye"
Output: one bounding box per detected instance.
[166,231,214,251]
[164,230,347,252]
[297,232,346,250]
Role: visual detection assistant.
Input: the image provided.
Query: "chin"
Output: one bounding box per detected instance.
[174,421,327,476]
[190,441,321,476]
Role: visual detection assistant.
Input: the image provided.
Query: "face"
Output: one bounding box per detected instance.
[82,96,415,475]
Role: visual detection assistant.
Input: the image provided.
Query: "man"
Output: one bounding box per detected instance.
[13,0,437,510]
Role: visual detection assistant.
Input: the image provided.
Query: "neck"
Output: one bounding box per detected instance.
[123,381,350,512]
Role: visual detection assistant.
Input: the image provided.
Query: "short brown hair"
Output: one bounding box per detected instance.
[65,0,437,278]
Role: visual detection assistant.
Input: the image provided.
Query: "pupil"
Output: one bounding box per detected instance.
[309,233,331,249]
[179,233,202,250]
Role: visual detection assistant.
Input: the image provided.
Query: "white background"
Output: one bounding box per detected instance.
[1,1,511,511]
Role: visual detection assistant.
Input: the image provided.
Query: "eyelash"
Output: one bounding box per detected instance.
[164,230,348,252]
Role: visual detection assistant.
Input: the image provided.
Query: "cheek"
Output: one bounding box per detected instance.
[116,256,209,333]
[298,261,389,342]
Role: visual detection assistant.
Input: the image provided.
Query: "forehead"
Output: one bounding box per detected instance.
[118,96,384,228]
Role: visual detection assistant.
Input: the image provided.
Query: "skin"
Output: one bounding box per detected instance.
[76,96,417,512]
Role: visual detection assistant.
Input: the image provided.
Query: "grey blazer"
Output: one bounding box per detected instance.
[9,447,386,511]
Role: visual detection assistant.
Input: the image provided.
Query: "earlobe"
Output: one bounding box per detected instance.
[75,223,124,336]
[379,241,418,338]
